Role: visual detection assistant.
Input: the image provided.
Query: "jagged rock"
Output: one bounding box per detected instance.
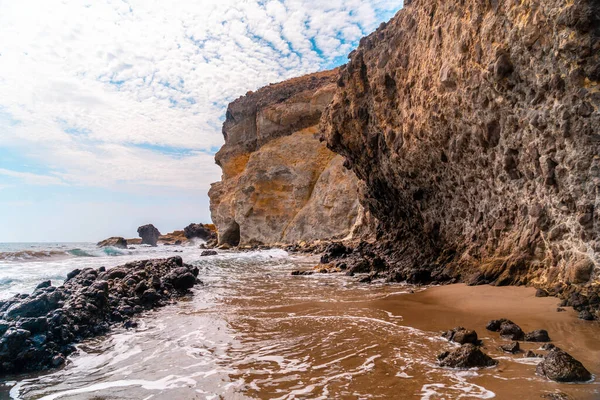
[158,230,187,245]
[536,348,592,382]
[209,70,363,247]
[184,223,217,241]
[441,327,479,345]
[525,329,551,342]
[320,242,352,264]
[499,322,525,341]
[486,319,524,341]
[0,257,200,376]
[438,344,497,369]
[201,250,218,257]
[541,393,571,400]
[500,342,520,354]
[97,237,128,249]
[137,224,161,247]
[525,350,543,358]
[291,270,314,276]
[579,310,594,321]
[321,0,599,305]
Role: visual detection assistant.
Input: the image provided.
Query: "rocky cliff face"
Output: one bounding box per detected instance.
[322,0,599,295]
[209,70,362,246]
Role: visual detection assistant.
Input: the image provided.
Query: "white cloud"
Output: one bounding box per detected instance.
[0,0,400,192]
[0,168,66,186]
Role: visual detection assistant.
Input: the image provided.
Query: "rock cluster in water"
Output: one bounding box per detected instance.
[0,257,200,376]
[209,70,365,247]
[437,319,591,383]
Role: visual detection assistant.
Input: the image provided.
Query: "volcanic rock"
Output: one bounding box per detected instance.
[97,237,128,249]
[184,223,217,242]
[321,0,599,307]
[441,327,479,345]
[137,224,161,247]
[486,319,524,341]
[500,342,520,354]
[0,257,200,376]
[438,344,497,369]
[524,329,551,342]
[536,348,592,382]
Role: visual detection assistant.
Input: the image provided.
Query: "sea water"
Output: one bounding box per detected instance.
[0,244,599,399]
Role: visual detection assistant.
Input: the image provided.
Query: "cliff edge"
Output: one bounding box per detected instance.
[322,0,599,303]
[209,70,363,246]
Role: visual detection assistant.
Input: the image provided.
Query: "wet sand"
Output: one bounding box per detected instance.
[370,284,600,399]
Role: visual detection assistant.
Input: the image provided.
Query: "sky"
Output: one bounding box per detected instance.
[0,0,402,242]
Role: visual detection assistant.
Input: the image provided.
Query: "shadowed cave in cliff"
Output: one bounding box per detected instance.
[220,221,241,246]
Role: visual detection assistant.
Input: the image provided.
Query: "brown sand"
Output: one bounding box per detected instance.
[370,284,600,399]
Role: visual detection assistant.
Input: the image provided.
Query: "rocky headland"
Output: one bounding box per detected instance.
[320,0,599,316]
[100,223,217,248]
[209,70,366,247]
[209,0,599,319]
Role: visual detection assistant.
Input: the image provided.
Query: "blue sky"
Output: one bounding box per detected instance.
[0,0,402,242]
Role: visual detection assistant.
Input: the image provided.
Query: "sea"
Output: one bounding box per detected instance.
[0,242,598,399]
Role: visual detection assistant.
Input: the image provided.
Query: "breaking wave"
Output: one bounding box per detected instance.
[0,247,126,262]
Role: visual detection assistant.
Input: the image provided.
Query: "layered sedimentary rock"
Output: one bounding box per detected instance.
[322,0,599,295]
[209,70,362,246]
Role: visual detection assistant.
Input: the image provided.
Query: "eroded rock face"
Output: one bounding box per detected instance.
[322,0,599,298]
[209,70,363,246]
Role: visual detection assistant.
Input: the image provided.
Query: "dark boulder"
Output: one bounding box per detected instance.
[536,348,592,382]
[201,250,218,257]
[97,237,128,249]
[524,329,551,342]
[137,224,161,247]
[320,242,351,264]
[500,342,520,354]
[525,350,543,358]
[184,223,216,241]
[441,327,479,345]
[35,281,52,291]
[486,319,524,340]
[579,309,594,321]
[291,270,314,276]
[438,344,497,369]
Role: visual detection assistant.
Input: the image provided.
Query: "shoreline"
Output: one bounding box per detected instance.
[1,251,599,398]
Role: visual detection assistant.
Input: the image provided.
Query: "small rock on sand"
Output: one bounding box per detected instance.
[500,342,520,354]
[438,344,497,369]
[536,348,592,382]
[524,329,551,342]
[441,327,479,345]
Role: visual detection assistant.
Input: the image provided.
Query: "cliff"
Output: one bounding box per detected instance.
[322,0,599,298]
[209,70,362,246]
